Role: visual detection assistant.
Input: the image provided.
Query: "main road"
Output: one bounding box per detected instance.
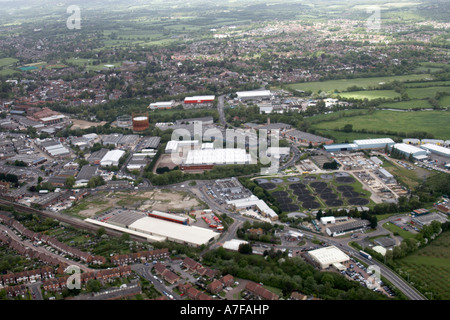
[186,180,426,300]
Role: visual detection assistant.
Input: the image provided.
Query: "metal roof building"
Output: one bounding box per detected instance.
[76,165,98,184]
[149,100,175,109]
[324,143,358,152]
[353,138,395,150]
[227,195,278,221]
[307,246,350,269]
[420,144,450,158]
[128,216,220,247]
[392,143,428,159]
[184,96,215,104]
[184,148,252,165]
[100,149,125,167]
[236,90,272,100]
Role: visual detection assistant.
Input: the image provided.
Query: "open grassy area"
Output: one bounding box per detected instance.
[379,100,433,110]
[310,110,450,140]
[395,231,450,300]
[286,74,433,93]
[382,222,416,240]
[382,158,435,189]
[404,86,450,100]
[439,95,450,107]
[0,57,18,68]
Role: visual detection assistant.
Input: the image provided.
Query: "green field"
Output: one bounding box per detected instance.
[286,74,433,93]
[379,100,433,110]
[382,158,435,189]
[310,110,450,140]
[338,90,400,100]
[405,86,450,100]
[439,96,450,107]
[395,231,450,300]
[382,222,416,240]
[0,57,18,68]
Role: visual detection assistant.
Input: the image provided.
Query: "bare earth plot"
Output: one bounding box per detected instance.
[70,119,107,130]
[67,190,204,218]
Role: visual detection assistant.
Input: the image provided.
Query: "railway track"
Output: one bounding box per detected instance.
[0,198,144,241]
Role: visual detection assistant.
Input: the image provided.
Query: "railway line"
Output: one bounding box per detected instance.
[0,198,144,241]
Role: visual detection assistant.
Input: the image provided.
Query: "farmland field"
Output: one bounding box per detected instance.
[395,231,450,300]
[286,74,433,93]
[0,57,18,68]
[379,100,433,110]
[310,110,450,140]
[404,86,450,100]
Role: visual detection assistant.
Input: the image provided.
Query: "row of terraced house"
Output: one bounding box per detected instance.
[0,266,55,287]
[0,231,70,270]
[0,212,106,265]
[110,248,169,265]
[42,266,132,292]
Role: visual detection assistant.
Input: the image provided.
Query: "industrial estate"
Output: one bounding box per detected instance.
[0,0,449,306]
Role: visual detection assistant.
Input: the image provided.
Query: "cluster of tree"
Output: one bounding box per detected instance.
[414,172,450,200]
[87,176,106,189]
[389,145,414,161]
[0,172,19,187]
[236,221,283,244]
[5,160,28,167]
[145,164,262,186]
[202,247,388,300]
[239,177,281,215]
[322,160,339,170]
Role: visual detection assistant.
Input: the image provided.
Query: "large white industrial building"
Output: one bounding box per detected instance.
[100,149,125,166]
[148,100,175,109]
[85,211,220,247]
[324,138,395,152]
[307,246,350,270]
[420,143,450,158]
[236,90,272,100]
[353,138,395,150]
[165,140,199,153]
[227,195,278,221]
[392,143,428,159]
[184,148,253,166]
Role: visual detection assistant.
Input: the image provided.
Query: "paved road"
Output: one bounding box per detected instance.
[217,95,227,126]
[131,263,180,300]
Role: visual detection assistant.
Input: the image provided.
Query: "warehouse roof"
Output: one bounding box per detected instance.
[76,165,98,182]
[420,144,450,156]
[184,148,252,165]
[326,220,371,234]
[139,136,161,150]
[128,216,220,247]
[285,130,332,143]
[101,149,125,164]
[227,195,278,219]
[102,134,123,145]
[308,246,350,266]
[354,138,395,146]
[236,90,272,99]
[393,143,426,155]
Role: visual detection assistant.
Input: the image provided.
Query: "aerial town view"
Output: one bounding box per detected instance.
[0,0,448,312]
